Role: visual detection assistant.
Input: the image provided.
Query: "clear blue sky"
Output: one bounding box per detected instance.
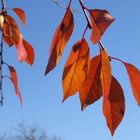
[0,0,140,140]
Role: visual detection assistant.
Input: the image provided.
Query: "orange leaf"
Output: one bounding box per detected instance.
[4,15,19,29]
[89,9,115,44]
[3,23,14,47]
[62,39,90,101]
[22,39,35,65]
[124,63,140,106]
[45,7,74,75]
[17,34,27,62]
[8,66,22,106]
[103,76,125,136]
[100,47,112,100]
[79,55,102,110]
[13,8,26,26]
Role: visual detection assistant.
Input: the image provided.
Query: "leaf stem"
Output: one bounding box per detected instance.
[68,0,72,8]
[110,56,125,64]
[79,0,92,29]
[82,24,88,39]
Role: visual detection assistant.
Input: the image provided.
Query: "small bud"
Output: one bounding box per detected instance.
[0,14,4,30]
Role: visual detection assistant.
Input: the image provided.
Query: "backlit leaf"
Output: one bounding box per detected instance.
[124,62,140,106]
[89,9,115,44]
[17,34,27,62]
[8,66,22,106]
[13,8,26,26]
[103,76,125,135]
[100,47,112,100]
[22,39,35,65]
[45,7,74,75]
[3,23,13,47]
[80,55,102,110]
[62,39,90,101]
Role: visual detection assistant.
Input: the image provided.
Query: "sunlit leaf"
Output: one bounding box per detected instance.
[89,9,115,44]
[13,8,26,26]
[17,34,27,62]
[124,62,140,106]
[80,55,102,110]
[45,7,74,75]
[8,66,22,106]
[103,76,125,136]
[62,39,90,102]
[3,23,14,47]
[22,39,35,65]
[100,47,112,100]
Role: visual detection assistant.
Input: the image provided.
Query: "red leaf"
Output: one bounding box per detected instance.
[103,76,125,135]
[22,39,35,65]
[17,34,27,62]
[124,62,140,106]
[62,39,90,101]
[89,9,115,44]
[45,7,74,75]
[100,47,112,101]
[3,23,14,47]
[79,55,102,110]
[8,66,22,106]
[13,8,26,26]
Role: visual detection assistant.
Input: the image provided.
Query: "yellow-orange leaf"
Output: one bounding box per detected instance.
[103,76,125,136]
[80,55,102,110]
[100,47,112,100]
[13,8,26,26]
[124,63,140,106]
[8,66,22,106]
[89,9,115,44]
[45,7,74,75]
[62,39,90,101]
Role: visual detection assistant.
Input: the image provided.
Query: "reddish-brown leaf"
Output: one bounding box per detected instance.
[89,9,115,44]
[45,7,74,75]
[79,55,102,110]
[4,15,19,29]
[62,39,90,101]
[124,62,140,106]
[103,76,125,136]
[3,23,14,47]
[22,39,35,65]
[100,47,112,100]
[17,34,27,62]
[13,8,26,26]
[8,66,22,106]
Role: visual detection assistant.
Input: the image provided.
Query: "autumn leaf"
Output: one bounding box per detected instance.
[13,8,26,26]
[79,55,102,110]
[124,62,140,106]
[22,39,35,65]
[62,39,90,102]
[8,66,22,106]
[103,76,125,136]
[3,22,14,47]
[45,7,74,75]
[100,45,112,100]
[89,9,115,44]
[17,34,27,62]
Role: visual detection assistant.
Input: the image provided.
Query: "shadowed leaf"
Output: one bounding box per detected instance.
[103,76,125,136]
[45,7,74,75]
[80,55,102,110]
[89,9,115,44]
[62,39,90,102]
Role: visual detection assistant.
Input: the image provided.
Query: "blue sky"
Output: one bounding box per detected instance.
[0,0,140,140]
